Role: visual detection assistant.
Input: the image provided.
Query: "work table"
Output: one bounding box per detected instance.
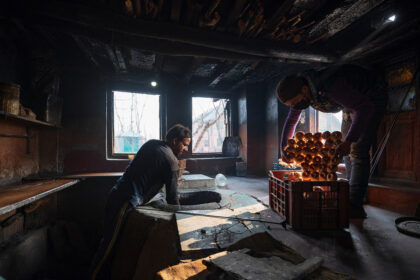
[0,179,79,215]
[0,173,125,216]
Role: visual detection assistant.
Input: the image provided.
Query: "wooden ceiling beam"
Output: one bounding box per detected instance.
[308,0,385,40]
[208,62,236,88]
[104,44,120,71]
[342,17,420,61]
[33,20,299,63]
[115,47,127,72]
[28,2,335,63]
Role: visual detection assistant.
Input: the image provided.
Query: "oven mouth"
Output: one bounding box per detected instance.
[179,191,222,205]
[147,190,228,211]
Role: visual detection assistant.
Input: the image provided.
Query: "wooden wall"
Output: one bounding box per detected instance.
[377,58,420,183]
[0,121,39,186]
[379,111,418,181]
[237,86,269,176]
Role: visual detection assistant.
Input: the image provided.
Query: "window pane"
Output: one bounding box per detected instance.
[318,111,342,132]
[192,97,227,153]
[113,91,160,154]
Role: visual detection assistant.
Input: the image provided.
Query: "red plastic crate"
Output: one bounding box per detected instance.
[269,171,349,229]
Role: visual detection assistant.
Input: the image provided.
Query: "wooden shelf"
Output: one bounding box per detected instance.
[0,110,61,128]
[0,179,79,215]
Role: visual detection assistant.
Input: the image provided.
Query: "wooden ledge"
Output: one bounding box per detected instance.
[62,172,123,179]
[0,179,79,215]
[0,110,61,128]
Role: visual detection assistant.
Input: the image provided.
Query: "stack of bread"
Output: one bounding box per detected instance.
[283,131,343,181]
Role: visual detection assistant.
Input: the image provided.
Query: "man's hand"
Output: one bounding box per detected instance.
[335,140,352,158]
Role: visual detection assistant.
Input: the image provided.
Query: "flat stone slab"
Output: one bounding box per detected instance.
[208,249,323,280]
[176,189,267,256]
[178,174,215,190]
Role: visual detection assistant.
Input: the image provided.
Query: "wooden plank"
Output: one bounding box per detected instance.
[308,0,385,40]
[383,112,416,181]
[208,62,235,87]
[0,179,79,215]
[62,172,123,178]
[104,44,120,71]
[115,47,127,72]
[342,17,420,61]
[0,110,60,128]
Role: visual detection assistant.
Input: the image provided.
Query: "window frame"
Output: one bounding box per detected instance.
[190,96,232,157]
[106,87,166,160]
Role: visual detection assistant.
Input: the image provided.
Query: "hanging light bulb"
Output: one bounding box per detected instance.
[385,14,396,23]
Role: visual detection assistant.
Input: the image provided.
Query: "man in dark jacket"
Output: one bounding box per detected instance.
[90,124,191,280]
[276,64,387,219]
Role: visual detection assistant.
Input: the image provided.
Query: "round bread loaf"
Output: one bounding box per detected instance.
[295,131,305,140]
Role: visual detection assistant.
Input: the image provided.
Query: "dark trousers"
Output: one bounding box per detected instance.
[341,96,387,207]
[89,191,133,280]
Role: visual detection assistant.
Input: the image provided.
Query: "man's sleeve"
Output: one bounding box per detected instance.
[165,170,179,205]
[280,108,302,150]
[328,77,375,142]
[161,149,180,206]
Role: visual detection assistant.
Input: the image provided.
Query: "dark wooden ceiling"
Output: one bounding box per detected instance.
[3,0,420,92]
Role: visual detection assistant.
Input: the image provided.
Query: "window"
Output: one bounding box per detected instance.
[309,108,342,133]
[317,111,342,133]
[111,91,160,155]
[192,97,229,153]
[296,107,343,133]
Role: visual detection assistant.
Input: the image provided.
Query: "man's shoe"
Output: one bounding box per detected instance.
[350,205,367,219]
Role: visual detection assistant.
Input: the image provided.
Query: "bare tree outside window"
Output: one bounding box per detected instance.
[192,97,228,153]
[113,91,160,154]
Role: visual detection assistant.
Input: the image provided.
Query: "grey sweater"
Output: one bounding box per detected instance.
[114,140,180,207]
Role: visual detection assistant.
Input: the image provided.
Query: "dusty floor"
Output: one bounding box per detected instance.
[224,176,420,280]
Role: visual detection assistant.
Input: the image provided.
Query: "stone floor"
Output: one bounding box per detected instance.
[176,189,268,258]
[221,176,420,280]
[225,176,271,204]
